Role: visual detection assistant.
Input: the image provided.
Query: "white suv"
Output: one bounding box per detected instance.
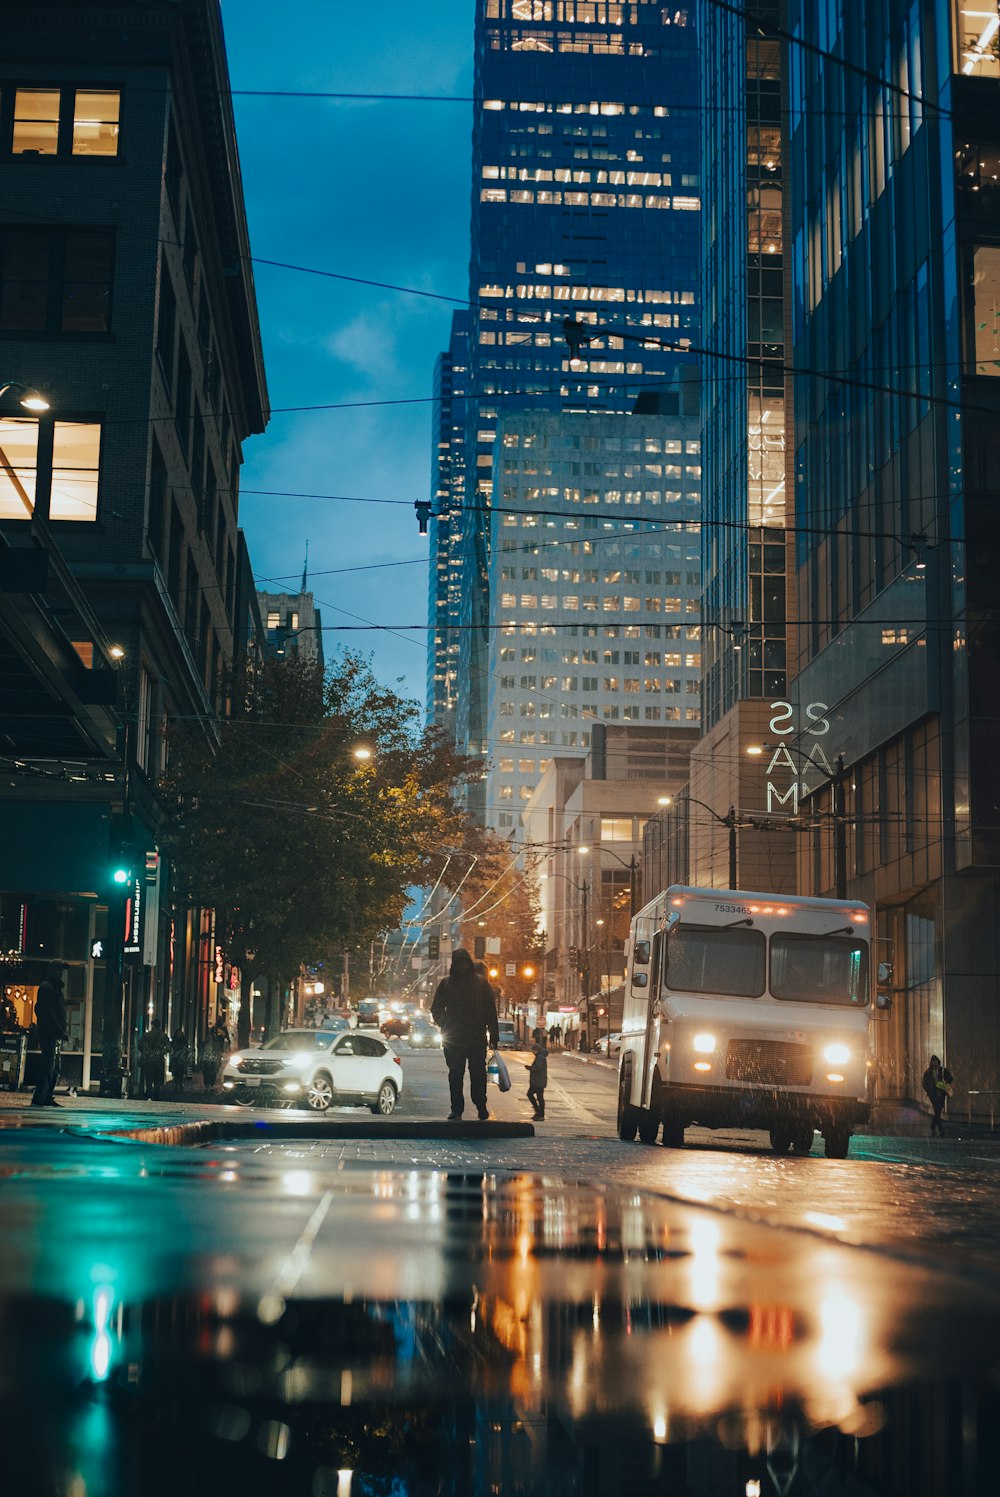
[222,1029,403,1114]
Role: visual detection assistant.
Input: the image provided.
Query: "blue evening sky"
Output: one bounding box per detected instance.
[220,1,474,707]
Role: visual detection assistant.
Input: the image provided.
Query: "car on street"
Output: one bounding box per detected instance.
[407,1018,443,1049]
[496,1020,518,1049]
[594,1031,622,1056]
[222,1028,403,1114]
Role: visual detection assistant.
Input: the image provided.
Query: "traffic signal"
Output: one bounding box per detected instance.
[473,935,486,960]
[111,851,132,886]
[568,945,579,968]
[427,934,440,961]
[520,963,536,981]
[488,965,499,979]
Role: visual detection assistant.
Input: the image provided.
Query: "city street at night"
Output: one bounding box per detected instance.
[3,1048,1000,1494]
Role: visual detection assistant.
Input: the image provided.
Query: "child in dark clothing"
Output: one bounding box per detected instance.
[526,1033,548,1120]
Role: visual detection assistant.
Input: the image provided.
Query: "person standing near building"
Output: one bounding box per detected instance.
[432,950,500,1121]
[31,961,68,1108]
[137,1019,169,1100]
[200,1016,229,1091]
[170,1027,189,1092]
[922,1054,954,1138]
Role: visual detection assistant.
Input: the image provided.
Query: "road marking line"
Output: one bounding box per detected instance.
[258,1189,333,1321]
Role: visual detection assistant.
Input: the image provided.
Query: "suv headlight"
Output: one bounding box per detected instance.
[823,1043,850,1065]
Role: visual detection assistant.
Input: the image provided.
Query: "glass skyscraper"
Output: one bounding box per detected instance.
[427,312,470,736]
[785,1,1000,1106]
[434,0,703,814]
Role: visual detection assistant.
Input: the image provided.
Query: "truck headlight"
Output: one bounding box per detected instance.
[824,1043,850,1065]
[692,1033,716,1054]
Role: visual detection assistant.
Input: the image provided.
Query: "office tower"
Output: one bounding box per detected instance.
[427,312,470,735]
[0,0,268,1085]
[666,0,796,894]
[443,0,702,812]
[787,1,1000,1104]
[257,584,324,667]
[485,408,701,830]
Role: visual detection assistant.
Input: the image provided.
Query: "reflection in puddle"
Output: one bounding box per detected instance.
[3,1168,999,1493]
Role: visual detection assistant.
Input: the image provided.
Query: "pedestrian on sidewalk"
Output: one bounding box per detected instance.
[432,949,500,1121]
[137,1019,169,1100]
[31,961,68,1108]
[526,1031,548,1120]
[923,1054,953,1137]
[170,1027,189,1092]
[200,1016,229,1091]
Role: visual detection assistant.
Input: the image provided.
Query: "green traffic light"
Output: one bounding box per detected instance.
[112,868,129,885]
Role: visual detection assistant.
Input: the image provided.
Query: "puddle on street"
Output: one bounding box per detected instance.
[3,1168,999,1494]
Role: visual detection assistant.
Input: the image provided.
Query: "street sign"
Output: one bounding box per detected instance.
[485,936,501,955]
[505,962,516,976]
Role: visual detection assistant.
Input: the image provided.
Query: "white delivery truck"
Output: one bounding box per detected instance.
[617,885,872,1158]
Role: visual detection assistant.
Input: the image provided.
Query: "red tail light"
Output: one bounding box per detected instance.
[394,1055,402,1067]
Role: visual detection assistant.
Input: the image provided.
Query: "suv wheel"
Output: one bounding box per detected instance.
[617,1065,639,1141]
[307,1072,333,1112]
[372,1080,397,1116]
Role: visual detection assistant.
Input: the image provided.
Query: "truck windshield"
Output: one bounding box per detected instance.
[664,925,766,998]
[770,934,869,1006]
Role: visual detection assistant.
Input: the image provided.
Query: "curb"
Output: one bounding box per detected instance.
[78,1118,538,1146]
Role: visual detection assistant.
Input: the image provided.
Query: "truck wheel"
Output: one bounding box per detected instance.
[637,1110,660,1144]
[824,1125,851,1159]
[662,1120,685,1149]
[616,1068,639,1141]
[790,1125,815,1155]
[769,1127,792,1154]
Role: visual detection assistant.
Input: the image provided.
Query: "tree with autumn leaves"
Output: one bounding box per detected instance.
[160,651,478,1044]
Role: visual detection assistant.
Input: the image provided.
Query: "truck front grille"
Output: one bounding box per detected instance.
[725,1039,813,1087]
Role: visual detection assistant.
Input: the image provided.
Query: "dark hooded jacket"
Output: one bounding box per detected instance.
[431,950,500,1048]
[34,970,68,1042]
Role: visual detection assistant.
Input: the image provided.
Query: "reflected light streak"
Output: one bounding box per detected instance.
[817,1291,865,1381]
[688,1218,722,1309]
[804,1211,847,1233]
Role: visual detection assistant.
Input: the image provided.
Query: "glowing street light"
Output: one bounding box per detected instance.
[0,379,50,412]
[352,745,373,762]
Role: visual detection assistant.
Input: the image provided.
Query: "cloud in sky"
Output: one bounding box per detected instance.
[220,0,474,706]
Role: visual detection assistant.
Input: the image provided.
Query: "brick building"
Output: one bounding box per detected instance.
[0,0,268,1088]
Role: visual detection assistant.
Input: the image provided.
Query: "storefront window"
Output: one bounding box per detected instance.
[954,1,1000,76]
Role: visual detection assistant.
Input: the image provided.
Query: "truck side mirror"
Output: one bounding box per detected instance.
[633,941,650,965]
[877,961,892,986]
[631,972,649,989]
[875,991,891,1011]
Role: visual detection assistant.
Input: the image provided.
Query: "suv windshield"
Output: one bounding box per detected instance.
[770,934,869,1005]
[263,1031,330,1051]
[664,925,766,998]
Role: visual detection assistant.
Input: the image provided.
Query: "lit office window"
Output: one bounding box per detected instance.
[49,423,101,521]
[12,90,60,154]
[0,418,38,519]
[73,91,121,155]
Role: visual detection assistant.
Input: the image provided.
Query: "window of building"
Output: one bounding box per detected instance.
[72,91,121,155]
[0,416,100,521]
[0,226,114,333]
[10,87,120,157]
[970,244,1000,374]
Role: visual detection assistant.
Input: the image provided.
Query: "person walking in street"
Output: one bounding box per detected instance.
[31,961,68,1108]
[137,1019,169,1100]
[923,1054,954,1137]
[200,1015,229,1091]
[170,1027,189,1092]
[526,1031,548,1121]
[432,949,500,1121]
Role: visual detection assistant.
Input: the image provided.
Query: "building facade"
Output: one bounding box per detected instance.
[426,311,470,735]
[0,0,268,1087]
[447,0,703,802]
[785,0,1000,1107]
[257,583,323,668]
[485,408,701,829]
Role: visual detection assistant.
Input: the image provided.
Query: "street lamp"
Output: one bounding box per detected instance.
[0,380,50,412]
[352,745,373,762]
[746,742,848,899]
[581,840,640,919]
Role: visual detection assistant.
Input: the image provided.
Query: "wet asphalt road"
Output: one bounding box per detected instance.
[4,1046,1000,1493]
